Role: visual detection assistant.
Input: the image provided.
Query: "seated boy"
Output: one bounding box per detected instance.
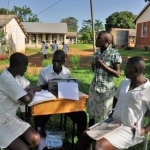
[0,52,40,150]
[34,50,87,149]
[74,56,150,150]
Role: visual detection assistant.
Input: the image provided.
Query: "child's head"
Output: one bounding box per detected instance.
[125,56,146,79]
[52,50,65,71]
[96,30,112,48]
[42,41,45,44]
[9,52,28,76]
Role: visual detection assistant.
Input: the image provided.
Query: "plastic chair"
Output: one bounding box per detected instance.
[89,109,150,150]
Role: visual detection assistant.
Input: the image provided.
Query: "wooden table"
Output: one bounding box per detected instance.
[31,91,88,116]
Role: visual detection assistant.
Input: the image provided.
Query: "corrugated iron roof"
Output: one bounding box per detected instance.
[22,22,68,33]
[66,32,77,37]
[0,15,27,36]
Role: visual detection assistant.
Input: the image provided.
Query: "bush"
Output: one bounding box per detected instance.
[70,54,80,70]
[124,46,133,50]
[42,59,52,67]
[144,46,149,51]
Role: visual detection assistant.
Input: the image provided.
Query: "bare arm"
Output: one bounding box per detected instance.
[19,86,36,104]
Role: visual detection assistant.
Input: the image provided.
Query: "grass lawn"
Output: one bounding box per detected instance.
[0,45,150,150]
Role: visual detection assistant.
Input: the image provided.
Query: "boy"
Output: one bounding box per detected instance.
[41,41,48,59]
[74,56,150,150]
[88,30,122,126]
[0,52,40,150]
[34,50,87,150]
[62,42,69,58]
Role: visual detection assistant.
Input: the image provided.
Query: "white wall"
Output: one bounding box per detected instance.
[136,5,150,23]
[6,18,26,53]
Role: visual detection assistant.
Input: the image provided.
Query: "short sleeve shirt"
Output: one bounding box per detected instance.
[90,44,122,93]
[113,78,150,127]
[37,65,71,86]
[0,68,27,121]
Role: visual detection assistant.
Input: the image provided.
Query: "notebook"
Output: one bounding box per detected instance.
[28,90,56,106]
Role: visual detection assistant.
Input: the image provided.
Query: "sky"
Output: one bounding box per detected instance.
[0,0,148,31]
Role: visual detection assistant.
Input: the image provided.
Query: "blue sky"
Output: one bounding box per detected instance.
[0,0,148,30]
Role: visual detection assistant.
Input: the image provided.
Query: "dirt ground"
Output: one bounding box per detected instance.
[0,48,129,75]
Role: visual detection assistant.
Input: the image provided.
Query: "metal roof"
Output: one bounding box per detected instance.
[66,32,77,37]
[0,15,27,36]
[22,22,68,34]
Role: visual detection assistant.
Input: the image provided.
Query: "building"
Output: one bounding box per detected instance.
[66,32,77,44]
[110,28,136,47]
[22,22,68,49]
[133,2,150,48]
[0,15,27,53]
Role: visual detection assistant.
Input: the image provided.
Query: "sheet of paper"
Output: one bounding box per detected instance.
[58,82,79,100]
[28,90,56,106]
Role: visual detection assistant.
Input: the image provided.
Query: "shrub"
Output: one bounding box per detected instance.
[70,54,80,70]
[144,46,149,51]
[124,46,133,50]
[42,59,52,67]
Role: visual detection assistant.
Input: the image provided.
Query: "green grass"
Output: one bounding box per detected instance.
[68,43,93,51]
[1,45,150,150]
[0,59,9,65]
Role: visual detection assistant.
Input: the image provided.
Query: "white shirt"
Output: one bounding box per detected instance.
[53,43,58,52]
[0,68,27,121]
[15,75,30,89]
[41,43,48,54]
[113,78,150,129]
[62,44,68,54]
[37,65,71,86]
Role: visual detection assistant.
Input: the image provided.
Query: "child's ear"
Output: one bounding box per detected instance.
[135,68,139,73]
[63,59,65,63]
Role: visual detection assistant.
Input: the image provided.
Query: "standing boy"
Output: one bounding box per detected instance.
[62,42,69,58]
[88,31,122,126]
[41,41,48,59]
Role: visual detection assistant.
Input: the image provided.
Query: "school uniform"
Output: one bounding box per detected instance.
[0,68,30,148]
[87,78,150,149]
[62,44,68,55]
[35,65,87,139]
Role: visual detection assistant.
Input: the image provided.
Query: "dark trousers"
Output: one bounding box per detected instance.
[44,54,47,59]
[34,111,87,139]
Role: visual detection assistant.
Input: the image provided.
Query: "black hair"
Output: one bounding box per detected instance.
[9,52,28,67]
[53,50,65,60]
[128,56,146,73]
[98,30,112,44]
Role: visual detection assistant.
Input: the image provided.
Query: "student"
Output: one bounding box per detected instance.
[88,30,122,127]
[0,52,40,150]
[50,40,58,54]
[74,56,150,150]
[34,50,87,150]
[62,42,69,58]
[41,41,48,59]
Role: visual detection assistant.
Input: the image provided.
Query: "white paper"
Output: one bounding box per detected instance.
[28,90,56,106]
[58,82,79,100]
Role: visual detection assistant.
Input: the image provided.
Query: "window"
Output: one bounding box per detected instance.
[31,34,36,43]
[38,34,43,43]
[59,34,64,42]
[25,37,29,44]
[52,34,57,42]
[142,23,147,37]
[46,34,50,43]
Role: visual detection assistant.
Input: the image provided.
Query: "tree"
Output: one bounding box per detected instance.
[60,17,78,32]
[12,5,39,22]
[0,8,14,15]
[105,11,136,31]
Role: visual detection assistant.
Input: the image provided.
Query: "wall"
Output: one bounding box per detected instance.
[6,18,26,53]
[135,5,150,48]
